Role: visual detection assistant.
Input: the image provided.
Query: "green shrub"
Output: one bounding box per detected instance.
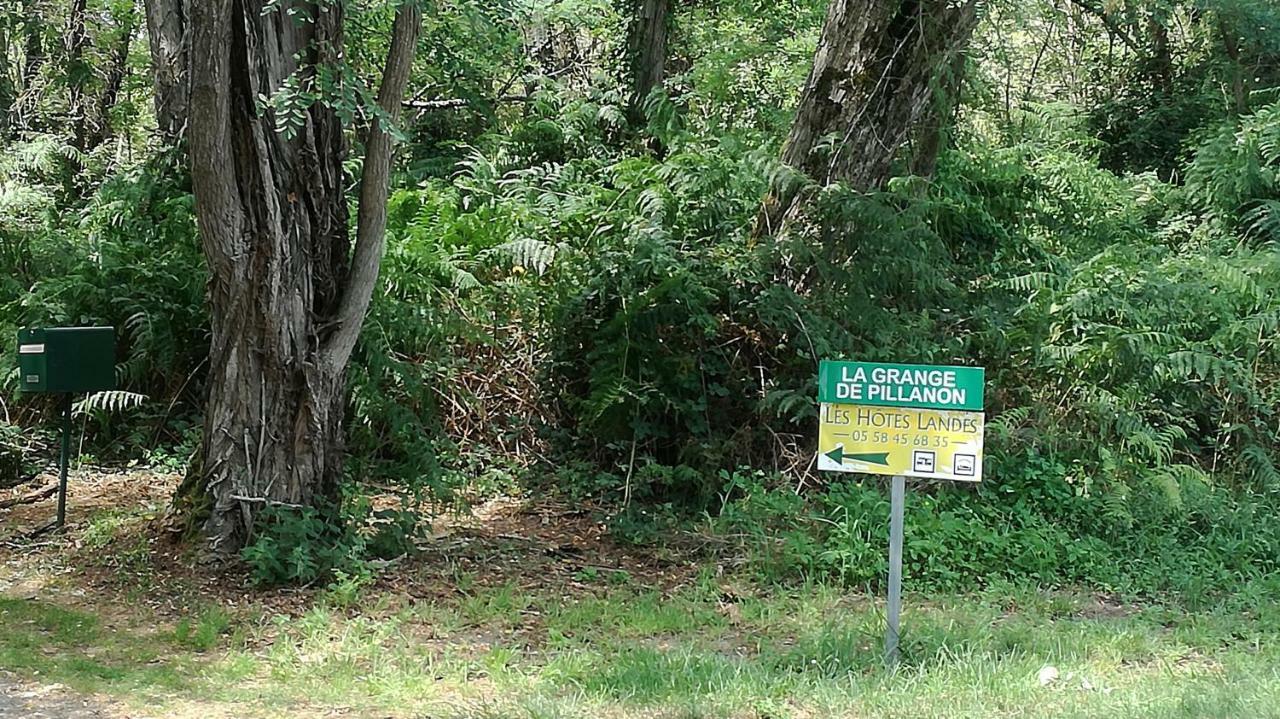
[240,500,425,586]
[710,446,1280,598]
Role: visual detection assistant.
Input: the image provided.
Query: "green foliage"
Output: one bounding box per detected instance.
[0,417,42,489]
[713,451,1280,598]
[4,0,1280,601]
[241,500,425,586]
[173,607,233,652]
[1186,99,1280,240]
[241,506,360,586]
[0,155,205,458]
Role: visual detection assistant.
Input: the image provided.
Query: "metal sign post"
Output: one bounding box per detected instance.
[885,474,905,666]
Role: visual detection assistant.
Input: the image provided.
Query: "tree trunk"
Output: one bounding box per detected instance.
[85,12,137,151]
[624,0,669,123]
[1146,10,1173,93]
[143,0,189,143]
[909,49,967,180]
[19,0,43,93]
[10,0,45,132]
[1220,19,1249,117]
[758,0,982,234]
[187,0,421,556]
[65,0,89,151]
[0,14,14,132]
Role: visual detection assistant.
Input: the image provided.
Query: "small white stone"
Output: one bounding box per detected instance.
[1038,665,1060,686]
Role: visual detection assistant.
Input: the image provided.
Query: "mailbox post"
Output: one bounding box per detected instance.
[16,327,116,529]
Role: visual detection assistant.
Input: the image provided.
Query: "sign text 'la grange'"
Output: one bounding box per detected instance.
[818,361,985,412]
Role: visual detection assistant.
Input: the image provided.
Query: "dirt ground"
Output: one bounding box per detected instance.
[0,678,123,719]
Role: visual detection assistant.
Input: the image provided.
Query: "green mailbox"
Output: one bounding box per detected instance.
[18,327,116,394]
[15,326,116,531]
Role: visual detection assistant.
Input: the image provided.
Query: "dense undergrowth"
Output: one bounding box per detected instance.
[2,1,1278,594]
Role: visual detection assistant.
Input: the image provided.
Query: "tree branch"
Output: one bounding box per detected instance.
[324,1,423,372]
[1064,0,1141,53]
[0,484,57,509]
[402,94,529,111]
[187,0,239,287]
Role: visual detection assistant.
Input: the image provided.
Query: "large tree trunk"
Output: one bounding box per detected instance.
[187,0,421,556]
[623,0,669,123]
[758,0,981,234]
[143,0,189,143]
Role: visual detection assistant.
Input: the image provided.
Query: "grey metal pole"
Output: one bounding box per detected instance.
[55,393,71,528]
[885,474,905,667]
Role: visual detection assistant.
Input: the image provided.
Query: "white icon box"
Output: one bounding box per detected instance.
[912,450,936,473]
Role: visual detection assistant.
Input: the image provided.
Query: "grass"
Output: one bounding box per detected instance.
[1,576,1278,718]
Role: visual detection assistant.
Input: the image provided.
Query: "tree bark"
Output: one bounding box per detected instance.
[143,0,189,143]
[0,14,14,132]
[187,0,421,556]
[758,0,982,234]
[623,0,669,123]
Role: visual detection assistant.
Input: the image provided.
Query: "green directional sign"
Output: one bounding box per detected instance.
[818,360,984,412]
[823,447,890,466]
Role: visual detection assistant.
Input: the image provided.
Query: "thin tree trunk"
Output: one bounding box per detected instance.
[187,0,421,556]
[85,13,137,151]
[758,0,982,234]
[624,0,669,123]
[143,0,189,143]
[1146,10,1173,93]
[12,0,45,132]
[65,0,89,151]
[910,49,967,179]
[0,15,14,132]
[19,0,43,92]
[1220,19,1248,116]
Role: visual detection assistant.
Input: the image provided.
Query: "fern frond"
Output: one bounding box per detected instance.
[496,237,559,275]
[1241,445,1280,488]
[76,391,146,415]
[998,271,1059,292]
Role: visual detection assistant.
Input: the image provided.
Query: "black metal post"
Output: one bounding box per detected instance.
[56,393,71,528]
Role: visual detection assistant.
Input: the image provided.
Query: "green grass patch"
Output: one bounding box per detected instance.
[1,584,1278,718]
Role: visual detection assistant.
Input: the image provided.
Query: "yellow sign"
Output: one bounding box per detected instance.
[817,403,984,481]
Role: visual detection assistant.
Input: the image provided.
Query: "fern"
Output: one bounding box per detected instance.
[998,271,1059,292]
[1241,445,1280,489]
[495,237,560,275]
[76,391,147,415]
